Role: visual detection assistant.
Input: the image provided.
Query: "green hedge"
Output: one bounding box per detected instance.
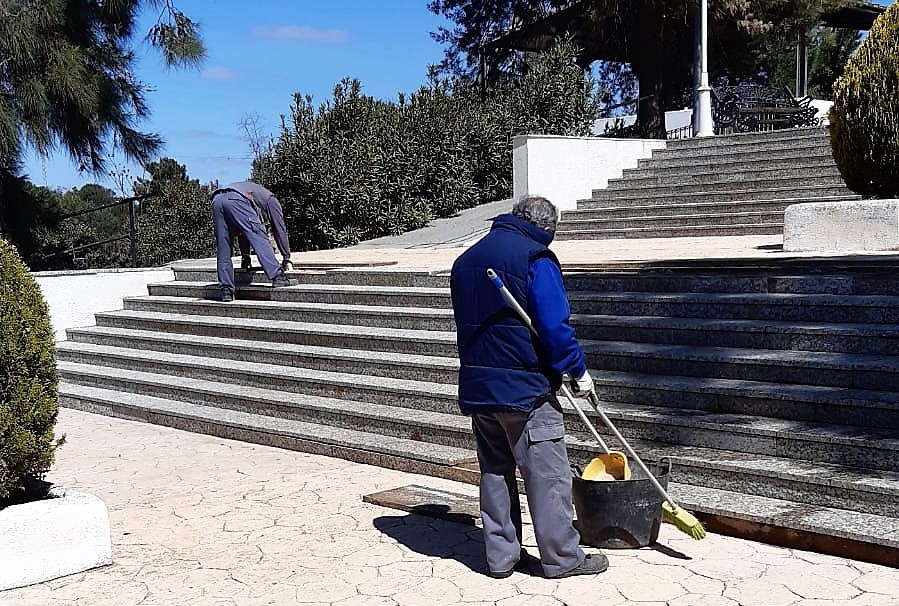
[253,39,599,250]
[0,238,60,500]
[829,2,899,198]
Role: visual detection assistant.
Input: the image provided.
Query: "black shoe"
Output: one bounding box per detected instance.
[240,255,253,271]
[271,273,292,288]
[487,550,541,579]
[550,553,609,579]
[205,287,233,302]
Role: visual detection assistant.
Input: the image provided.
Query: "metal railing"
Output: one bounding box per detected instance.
[46,193,158,269]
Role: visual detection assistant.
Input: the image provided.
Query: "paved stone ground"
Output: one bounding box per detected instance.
[4,409,897,606]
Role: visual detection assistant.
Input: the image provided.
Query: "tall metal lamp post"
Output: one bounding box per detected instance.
[694,0,715,137]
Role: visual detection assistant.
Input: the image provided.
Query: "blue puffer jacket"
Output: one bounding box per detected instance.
[450,214,586,414]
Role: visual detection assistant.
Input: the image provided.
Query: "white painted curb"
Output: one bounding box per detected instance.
[0,489,112,590]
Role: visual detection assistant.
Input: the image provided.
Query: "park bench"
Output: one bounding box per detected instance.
[711,84,820,134]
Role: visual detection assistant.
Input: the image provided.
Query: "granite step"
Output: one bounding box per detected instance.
[58,382,475,473]
[619,162,841,184]
[57,382,899,551]
[602,175,846,197]
[555,223,784,239]
[59,329,899,427]
[562,271,899,296]
[171,267,452,289]
[585,338,899,393]
[65,325,461,384]
[92,309,459,356]
[563,199,802,221]
[169,265,899,297]
[55,355,899,470]
[55,374,899,519]
[584,184,856,206]
[642,143,835,167]
[149,282,453,308]
[557,210,786,231]
[569,313,899,355]
[567,291,899,324]
[663,127,827,150]
[121,296,457,332]
[586,366,899,430]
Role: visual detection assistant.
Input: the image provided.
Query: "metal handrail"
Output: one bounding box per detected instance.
[42,193,158,268]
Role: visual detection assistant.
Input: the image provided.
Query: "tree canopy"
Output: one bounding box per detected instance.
[429,0,864,136]
[0,0,203,175]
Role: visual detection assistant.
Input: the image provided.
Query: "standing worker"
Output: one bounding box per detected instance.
[450,195,607,579]
[209,181,293,302]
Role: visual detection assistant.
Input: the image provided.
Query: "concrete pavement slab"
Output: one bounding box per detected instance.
[3,409,897,606]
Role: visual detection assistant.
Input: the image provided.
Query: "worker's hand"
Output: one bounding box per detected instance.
[569,370,594,398]
[281,258,294,272]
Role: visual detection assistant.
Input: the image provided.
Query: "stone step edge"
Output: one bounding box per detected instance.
[63,326,899,404]
[94,309,457,344]
[59,383,899,562]
[148,281,450,296]
[565,196,856,215]
[58,380,899,500]
[555,224,784,236]
[103,303,899,338]
[66,324,899,381]
[59,382,471,467]
[620,162,841,180]
[588,183,853,200]
[55,356,899,450]
[560,211,788,227]
[123,295,453,319]
[65,325,459,370]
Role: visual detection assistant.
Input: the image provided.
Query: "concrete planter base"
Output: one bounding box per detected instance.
[784,199,899,252]
[0,487,112,590]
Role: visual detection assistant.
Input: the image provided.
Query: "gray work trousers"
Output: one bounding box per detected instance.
[472,397,585,578]
[211,192,280,293]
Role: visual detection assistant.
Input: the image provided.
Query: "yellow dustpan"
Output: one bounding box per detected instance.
[558,385,632,482]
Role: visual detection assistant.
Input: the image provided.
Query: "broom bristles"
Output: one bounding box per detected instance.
[662,502,707,540]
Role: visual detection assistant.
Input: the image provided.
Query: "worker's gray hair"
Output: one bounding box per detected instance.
[512,195,559,232]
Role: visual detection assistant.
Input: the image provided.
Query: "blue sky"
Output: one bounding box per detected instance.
[23,0,451,192]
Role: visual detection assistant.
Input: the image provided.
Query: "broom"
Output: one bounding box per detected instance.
[486,268,707,541]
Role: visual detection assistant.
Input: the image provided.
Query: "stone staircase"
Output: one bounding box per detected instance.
[556,128,859,240]
[56,262,899,567]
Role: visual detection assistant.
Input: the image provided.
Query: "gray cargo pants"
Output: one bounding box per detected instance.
[211,191,281,293]
[472,396,585,578]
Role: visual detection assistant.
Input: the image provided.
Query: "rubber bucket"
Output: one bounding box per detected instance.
[571,458,671,549]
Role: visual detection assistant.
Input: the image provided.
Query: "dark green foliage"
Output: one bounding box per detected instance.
[254,39,599,250]
[0,175,129,270]
[829,2,899,199]
[134,158,216,266]
[0,238,60,501]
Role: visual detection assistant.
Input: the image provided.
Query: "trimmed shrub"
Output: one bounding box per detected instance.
[829,2,899,198]
[0,238,61,501]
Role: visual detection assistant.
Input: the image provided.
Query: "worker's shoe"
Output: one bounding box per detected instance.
[550,553,609,578]
[271,273,292,288]
[205,286,234,302]
[240,255,253,271]
[487,550,541,579]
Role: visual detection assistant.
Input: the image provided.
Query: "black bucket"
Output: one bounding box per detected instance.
[571,458,671,549]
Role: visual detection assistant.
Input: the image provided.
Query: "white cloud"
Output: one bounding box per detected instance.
[250,25,349,43]
[200,67,240,81]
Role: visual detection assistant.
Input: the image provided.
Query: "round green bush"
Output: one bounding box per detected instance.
[829,2,899,198]
[0,238,60,501]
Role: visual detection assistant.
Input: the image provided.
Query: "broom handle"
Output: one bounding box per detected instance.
[486,268,681,511]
